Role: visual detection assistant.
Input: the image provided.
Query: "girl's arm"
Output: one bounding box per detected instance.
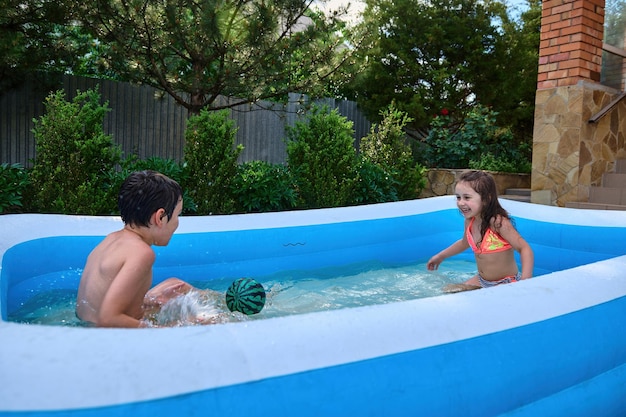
[498,218,534,279]
[427,238,470,271]
[516,238,534,279]
[428,219,471,271]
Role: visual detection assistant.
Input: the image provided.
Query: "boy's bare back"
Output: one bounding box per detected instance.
[76,228,155,327]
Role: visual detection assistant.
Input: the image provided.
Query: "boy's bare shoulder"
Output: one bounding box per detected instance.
[100,229,155,260]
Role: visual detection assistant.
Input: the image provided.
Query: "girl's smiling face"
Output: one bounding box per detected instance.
[454,181,483,219]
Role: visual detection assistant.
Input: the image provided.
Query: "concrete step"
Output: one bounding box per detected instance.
[565,160,626,210]
[500,194,531,202]
[501,188,531,202]
[504,188,531,196]
[603,173,626,188]
[589,186,626,205]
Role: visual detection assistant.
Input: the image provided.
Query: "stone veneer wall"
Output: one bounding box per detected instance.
[420,169,531,198]
[531,0,626,206]
[531,81,626,206]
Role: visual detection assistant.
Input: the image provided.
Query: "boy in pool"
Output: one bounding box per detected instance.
[75,170,205,327]
[427,170,534,292]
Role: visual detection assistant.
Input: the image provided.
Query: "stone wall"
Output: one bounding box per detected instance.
[531,81,626,206]
[420,169,531,198]
[531,0,626,207]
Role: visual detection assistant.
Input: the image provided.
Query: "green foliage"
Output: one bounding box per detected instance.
[121,156,185,179]
[424,111,481,169]
[182,109,243,214]
[0,163,30,213]
[286,106,357,208]
[495,0,541,141]
[469,148,532,174]
[348,0,504,128]
[352,159,399,204]
[232,161,297,213]
[29,87,122,214]
[423,105,531,172]
[71,0,352,114]
[360,104,426,200]
[0,0,76,93]
[343,0,540,142]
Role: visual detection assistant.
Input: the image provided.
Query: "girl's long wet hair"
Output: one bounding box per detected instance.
[118,170,182,227]
[458,170,512,239]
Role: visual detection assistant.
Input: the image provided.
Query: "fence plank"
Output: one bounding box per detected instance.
[1,75,371,167]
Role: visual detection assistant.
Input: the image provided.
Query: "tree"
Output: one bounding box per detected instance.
[0,0,75,92]
[75,0,354,114]
[342,0,540,139]
[495,0,541,142]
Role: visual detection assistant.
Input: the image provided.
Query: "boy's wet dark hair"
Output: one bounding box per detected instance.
[458,170,511,238]
[118,171,183,227]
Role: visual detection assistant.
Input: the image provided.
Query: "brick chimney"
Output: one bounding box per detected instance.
[537,0,605,89]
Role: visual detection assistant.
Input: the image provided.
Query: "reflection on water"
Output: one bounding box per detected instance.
[8,260,475,327]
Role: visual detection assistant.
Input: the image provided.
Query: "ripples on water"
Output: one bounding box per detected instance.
[8,260,475,327]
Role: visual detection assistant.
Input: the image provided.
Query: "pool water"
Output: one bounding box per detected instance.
[4,200,626,416]
[8,259,475,326]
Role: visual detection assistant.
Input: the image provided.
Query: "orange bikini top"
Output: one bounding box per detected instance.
[466,217,512,254]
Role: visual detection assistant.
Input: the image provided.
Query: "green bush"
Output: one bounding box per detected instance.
[182,109,243,215]
[29,88,122,214]
[469,150,532,173]
[360,104,426,200]
[286,105,357,208]
[232,161,297,213]
[352,158,399,204]
[423,105,531,173]
[0,163,30,213]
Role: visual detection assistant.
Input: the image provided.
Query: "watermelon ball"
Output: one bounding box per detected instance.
[225,278,266,315]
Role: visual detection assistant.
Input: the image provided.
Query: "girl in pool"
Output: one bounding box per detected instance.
[427,170,534,292]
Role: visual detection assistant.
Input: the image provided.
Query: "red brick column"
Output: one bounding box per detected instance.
[537,0,605,89]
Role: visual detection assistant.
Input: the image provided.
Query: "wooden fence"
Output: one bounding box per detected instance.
[0,75,371,167]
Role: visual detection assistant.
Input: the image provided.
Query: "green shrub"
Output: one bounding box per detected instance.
[29,88,122,214]
[469,147,532,174]
[232,161,297,213]
[423,105,531,172]
[182,109,243,215]
[0,163,30,213]
[352,158,399,204]
[286,105,357,208]
[360,104,426,200]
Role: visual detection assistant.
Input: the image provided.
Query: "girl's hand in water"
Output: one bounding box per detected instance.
[427,255,443,271]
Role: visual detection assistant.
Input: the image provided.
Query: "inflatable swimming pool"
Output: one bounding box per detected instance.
[2,196,626,416]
